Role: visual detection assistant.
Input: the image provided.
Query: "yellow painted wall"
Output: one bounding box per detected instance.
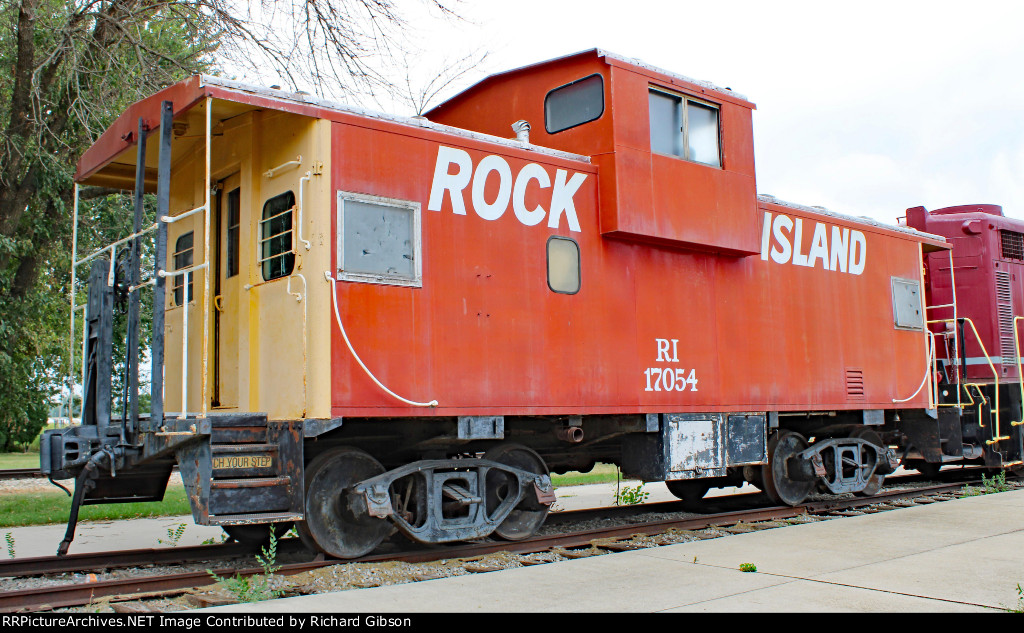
[163,100,332,420]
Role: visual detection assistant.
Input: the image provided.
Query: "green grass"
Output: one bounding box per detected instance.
[0,485,192,528]
[0,451,41,469]
[551,463,621,487]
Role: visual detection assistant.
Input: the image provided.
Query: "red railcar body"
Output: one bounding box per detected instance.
[46,49,1021,559]
[328,49,943,417]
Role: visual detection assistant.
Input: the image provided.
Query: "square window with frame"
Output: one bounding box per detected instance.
[337,192,422,287]
[649,88,721,168]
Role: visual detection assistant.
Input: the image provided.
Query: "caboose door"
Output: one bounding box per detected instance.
[212,172,242,408]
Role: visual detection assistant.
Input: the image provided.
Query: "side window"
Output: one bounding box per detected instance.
[337,192,422,287]
[226,188,240,278]
[260,191,295,281]
[648,88,721,168]
[172,231,194,306]
[545,74,604,134]
[547,236,580,294]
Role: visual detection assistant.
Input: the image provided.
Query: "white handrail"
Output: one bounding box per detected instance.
[324,271,438,407]
[297,171,312,251]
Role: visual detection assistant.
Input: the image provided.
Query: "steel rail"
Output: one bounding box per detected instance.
[0,466,994,578]
[0,480,988,613]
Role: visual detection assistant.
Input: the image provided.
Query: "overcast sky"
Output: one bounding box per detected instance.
[383,0,1023,226]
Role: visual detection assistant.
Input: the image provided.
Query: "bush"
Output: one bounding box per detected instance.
[0,386,49,453]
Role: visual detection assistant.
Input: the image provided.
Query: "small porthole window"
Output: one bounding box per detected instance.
[172,231,194,306]
[547,236,580,294]
[260,191,295,281]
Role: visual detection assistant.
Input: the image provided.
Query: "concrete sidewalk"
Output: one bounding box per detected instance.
[203,490,1024,613]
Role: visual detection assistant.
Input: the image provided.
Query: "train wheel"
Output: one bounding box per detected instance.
[223,522,293,546]
[851,428,885,497]
[297,447,391,559]
[906,460,942,478]
[665,480,711,504]
[483,443,550,540]
[761,431,815,506]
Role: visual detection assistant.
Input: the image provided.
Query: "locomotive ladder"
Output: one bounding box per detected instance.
[914,247,1021,466]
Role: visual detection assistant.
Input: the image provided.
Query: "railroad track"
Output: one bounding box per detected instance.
[0,468,46,480]
[0,475,1003,613]
[0,466,181,481]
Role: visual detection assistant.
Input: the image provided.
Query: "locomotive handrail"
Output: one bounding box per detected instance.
[264,155,302,179]
[924,249,962,407]
[72,223,159,269]
[297,171,312,251]
[934,316,1010,444]
[1013,315,1024,427]
[158,261,209,278]
[160,203,207,224]
[892,331,935,407]
[288,273,308,417]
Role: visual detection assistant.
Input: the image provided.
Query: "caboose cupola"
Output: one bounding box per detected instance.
[426,48,759,255]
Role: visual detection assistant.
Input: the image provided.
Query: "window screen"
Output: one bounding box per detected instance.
[545,74,604,134]
[649,88,721,168]
[338,192,421,287]
[260,191,295,281]
[547,236,580,294]
[172,232,194,306]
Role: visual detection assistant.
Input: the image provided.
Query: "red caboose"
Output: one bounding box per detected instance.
[42,50,1022,558]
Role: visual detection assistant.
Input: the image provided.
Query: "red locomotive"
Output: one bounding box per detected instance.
[41,49,1022,558]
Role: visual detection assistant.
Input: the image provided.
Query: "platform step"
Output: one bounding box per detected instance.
[210,476,290,489]
[209,477,294,515]
[210,413,270,444]
[211,443,279,454]
[208,412,269,427]
[208,511,303,525]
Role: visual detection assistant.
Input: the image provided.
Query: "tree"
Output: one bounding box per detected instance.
[0,0,469,451]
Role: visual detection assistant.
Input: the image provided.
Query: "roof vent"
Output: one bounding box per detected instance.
[512,120,531,144]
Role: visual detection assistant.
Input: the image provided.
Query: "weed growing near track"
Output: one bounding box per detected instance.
[4,533,13,558]
[159,523,187,547]
[207,527,283,602]
[613,482,649,506]
[739,563,757,572]
[963,471,1011,497]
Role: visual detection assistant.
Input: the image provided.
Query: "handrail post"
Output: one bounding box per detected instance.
[200,97,212,419]
[151,100,172,431]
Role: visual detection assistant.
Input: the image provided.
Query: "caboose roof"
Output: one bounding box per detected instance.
[759,195,949,251]
[76,74,590,191]
[425,48,755,121]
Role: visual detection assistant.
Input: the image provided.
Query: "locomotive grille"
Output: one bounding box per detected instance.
[846,369,865,399]
[1000,230,1024,261]
[996,270,1016,366]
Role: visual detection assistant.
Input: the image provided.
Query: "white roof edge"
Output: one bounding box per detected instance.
[596,50,749,101]
[757,194,947,243]
[198,75,591,164]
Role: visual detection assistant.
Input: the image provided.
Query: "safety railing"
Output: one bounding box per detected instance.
[67,97,215,422]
